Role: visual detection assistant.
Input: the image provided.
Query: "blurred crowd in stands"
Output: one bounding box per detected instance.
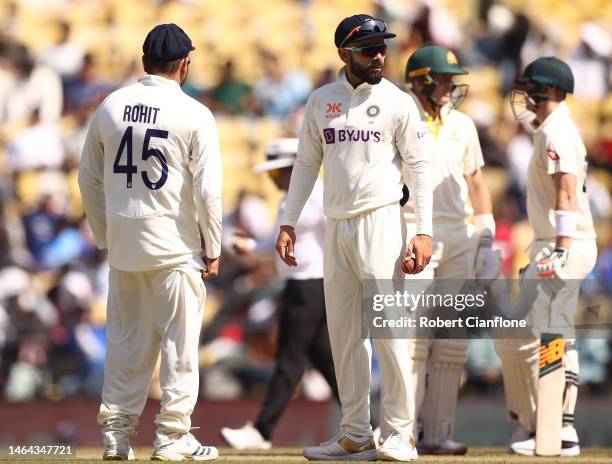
[0,0,610,404]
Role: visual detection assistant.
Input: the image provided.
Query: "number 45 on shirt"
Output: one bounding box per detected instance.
[114,126,169,190]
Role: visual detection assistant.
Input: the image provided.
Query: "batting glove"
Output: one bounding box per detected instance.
[536,247,569,280]
[474,233,502,281]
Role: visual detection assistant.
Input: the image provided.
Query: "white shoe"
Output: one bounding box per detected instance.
[378,432,418,461]
[560,425,580,457]
[510,426,580,457]
[152,432,218,461]
[303,431,377,461]
[103,442,135,460]
[510,435,535,456]
[220,422,272,450]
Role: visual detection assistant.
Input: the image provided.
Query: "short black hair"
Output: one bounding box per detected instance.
[142,55,182,74]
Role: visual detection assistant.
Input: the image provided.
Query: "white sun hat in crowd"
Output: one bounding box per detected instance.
[253,138,299,173]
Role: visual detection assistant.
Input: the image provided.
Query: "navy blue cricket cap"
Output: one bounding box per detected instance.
[142,23,195,62]
[334,14,395,48]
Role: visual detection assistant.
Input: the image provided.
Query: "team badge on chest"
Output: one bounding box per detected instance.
[366,105,380,118]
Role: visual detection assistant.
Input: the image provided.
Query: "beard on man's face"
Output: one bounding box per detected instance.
[349,54,384,85]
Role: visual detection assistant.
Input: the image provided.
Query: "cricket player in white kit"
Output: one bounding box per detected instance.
[275,14,433,461]
[78,24,222,461]
[497,57,597,456]
[401,45,500,456]
[220,138,340,450]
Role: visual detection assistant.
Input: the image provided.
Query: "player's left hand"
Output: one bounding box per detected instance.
[474,234,502,281]
[536,248,569,280]
[202,256,220,279]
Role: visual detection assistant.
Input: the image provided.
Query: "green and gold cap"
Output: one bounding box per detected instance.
[405,45,467,81]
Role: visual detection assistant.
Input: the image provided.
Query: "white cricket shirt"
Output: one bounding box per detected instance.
[404,95,484,224]
[79,74,223,271]
[281,69,432,236]
[527,102,596,241]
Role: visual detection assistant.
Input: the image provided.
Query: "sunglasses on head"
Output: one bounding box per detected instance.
[343,43,387,58]
[340,18,388,47]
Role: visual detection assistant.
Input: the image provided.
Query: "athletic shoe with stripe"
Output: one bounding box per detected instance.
[303,430,377,461]
[152,432,218,461]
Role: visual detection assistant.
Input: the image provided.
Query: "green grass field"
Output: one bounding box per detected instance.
[5,447,612,463]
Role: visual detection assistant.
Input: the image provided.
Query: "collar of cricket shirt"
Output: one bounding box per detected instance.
[426,103,451,139]
[535,100,570,133]
[138,74,182,90]
[337,67,374,94]
[406,88,450,139]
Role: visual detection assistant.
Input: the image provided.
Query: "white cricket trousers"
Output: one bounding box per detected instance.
[97,262,206,444]
[520,239,597,337]
[390,220,476,441]
[324,202,415,438]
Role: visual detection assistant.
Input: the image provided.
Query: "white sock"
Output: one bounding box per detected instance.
[562,341,579,432]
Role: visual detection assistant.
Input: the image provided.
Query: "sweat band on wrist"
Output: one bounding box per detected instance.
[475,213,496,237]
[555,210,577,238]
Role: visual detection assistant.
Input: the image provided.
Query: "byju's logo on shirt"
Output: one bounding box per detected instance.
[323,128,382,144]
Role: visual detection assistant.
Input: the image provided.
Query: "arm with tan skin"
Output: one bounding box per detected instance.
[465,168,492,215]
[535,172,577,279]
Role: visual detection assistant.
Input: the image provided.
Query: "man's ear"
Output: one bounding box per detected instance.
[337,48,350,65]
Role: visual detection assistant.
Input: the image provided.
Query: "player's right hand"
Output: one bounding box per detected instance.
[407,234,432,274]
[276,225,297,267]
[202,256,220,279]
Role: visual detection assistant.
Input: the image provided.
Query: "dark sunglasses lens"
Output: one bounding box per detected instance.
[362,19,386,32]
[360,45,387,57]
